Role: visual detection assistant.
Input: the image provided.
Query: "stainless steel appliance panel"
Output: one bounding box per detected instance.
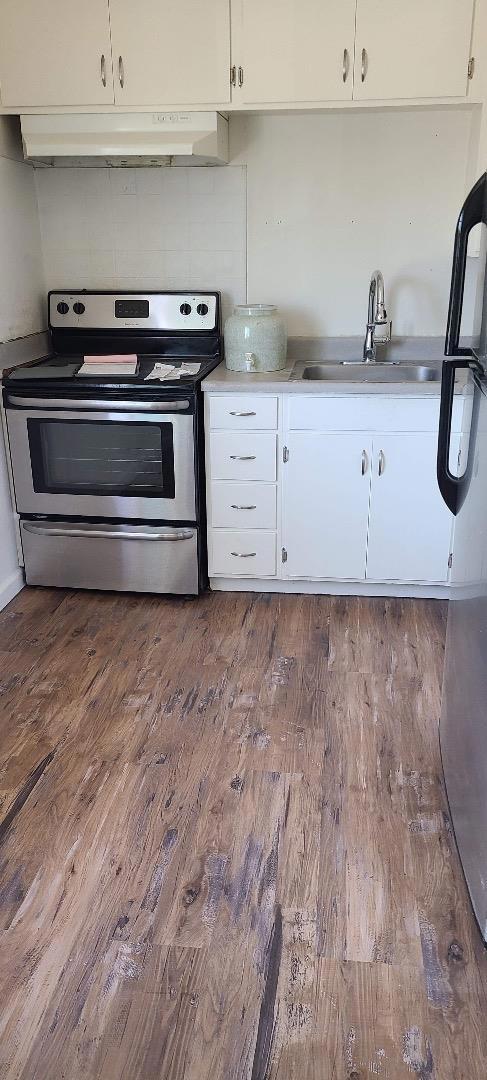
[440,379,487,942]
[49,292,217,332]
[438,173,487,941]
[21,520,199,595]
[6,405,196,520]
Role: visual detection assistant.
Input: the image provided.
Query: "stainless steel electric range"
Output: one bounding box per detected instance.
[2,290,222,596]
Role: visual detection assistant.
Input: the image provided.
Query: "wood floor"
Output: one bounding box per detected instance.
[0,587,486,1079]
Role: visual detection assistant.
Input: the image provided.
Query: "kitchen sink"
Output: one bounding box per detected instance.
[290,362,441,383]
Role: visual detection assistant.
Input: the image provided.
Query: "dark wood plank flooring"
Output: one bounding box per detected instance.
[0,587,486,1079]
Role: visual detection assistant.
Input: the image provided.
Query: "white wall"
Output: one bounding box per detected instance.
[0,119,45,342]
[0,117,45,611]
[35,108,479,341]
[230,108,478,337]
[35,165,247,324]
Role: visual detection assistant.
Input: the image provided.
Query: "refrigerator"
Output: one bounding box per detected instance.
[437,172,487,943]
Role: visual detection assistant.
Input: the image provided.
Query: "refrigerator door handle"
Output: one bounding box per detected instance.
[445,173,487,357]
[437,357,482,515]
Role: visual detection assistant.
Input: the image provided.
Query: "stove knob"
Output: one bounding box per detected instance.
[180,302,192,316]
[56,301,69,315]
[197,303,209,316]
[73,301,85,315]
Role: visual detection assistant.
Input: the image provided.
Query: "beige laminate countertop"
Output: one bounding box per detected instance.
[202,359,469,396]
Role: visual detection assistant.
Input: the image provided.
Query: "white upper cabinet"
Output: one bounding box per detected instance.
[235,0,356,104]
[0,0,114,107]
[109,0,231,106]
[354,0,475,101]
[0,0,476,111]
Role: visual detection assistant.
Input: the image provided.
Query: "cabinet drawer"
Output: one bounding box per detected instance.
[286,394,464,434]
[209,529,276,577]
[210,482,277,529]
[208,394,278,430]
[209,432,277,481]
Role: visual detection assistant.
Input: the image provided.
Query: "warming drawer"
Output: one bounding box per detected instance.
[21,520,199,595]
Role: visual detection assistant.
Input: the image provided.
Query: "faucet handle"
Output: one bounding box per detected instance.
[374,318,392,344]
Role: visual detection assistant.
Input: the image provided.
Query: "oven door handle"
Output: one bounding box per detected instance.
[22,524,194,541]
[6,396,190,412]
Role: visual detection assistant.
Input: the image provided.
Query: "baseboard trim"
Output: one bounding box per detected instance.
[0,568,24,612]
[209,577,451,599]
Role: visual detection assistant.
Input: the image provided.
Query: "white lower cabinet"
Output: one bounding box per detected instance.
[209,432,277,481]
[366,434,456,583]
[210,529,277,577]
[205,390,461,591]
[282,432,372,579]
[210,481,277,529]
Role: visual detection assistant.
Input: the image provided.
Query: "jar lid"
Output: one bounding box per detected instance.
[234,304,277,316]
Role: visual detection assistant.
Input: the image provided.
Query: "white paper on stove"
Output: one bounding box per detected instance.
[144,362,202,382]
[77,361,138,376]
[144,364,177,381]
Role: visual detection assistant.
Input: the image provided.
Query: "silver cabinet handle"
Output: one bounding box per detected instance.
[378,450,385,476]
[118,55,125,88]
[343,48,350,83]
[238,65,244,88]
[361,450,368,475]
[100,54,107,88]
[231,551,256,558]
[361,48,368,83]
[230,411,256,417]
[231,504,256,510]
[23,524,193,542]
[230,64,237,87]
[230,454,256,460]
[7,395,189,412]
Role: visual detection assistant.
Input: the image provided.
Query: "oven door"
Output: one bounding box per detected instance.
[5,397,195,520]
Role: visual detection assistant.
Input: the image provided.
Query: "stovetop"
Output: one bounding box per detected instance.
[3,290,223,397]
[4,352,221,393]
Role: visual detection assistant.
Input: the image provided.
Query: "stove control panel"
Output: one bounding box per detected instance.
[49,291,218,332]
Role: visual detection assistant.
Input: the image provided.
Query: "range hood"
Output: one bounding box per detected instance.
[20,112,229,167]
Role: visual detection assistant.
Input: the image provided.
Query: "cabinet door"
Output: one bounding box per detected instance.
[0,0,113,107]
[237,0,356,105]
[283,433,372,579]
[367,435,455,583]
[110,0,230,106]
[354,0,474,100]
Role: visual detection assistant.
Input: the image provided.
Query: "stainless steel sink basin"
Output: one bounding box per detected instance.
[290,362,441,384]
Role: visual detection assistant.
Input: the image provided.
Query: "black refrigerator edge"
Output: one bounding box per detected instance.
[437,171,487,944]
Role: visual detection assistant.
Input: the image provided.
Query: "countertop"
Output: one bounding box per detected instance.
[202,336,470,396]
[0,331,49,374]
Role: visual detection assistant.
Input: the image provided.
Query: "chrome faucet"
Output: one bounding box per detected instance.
[363,270,392,362]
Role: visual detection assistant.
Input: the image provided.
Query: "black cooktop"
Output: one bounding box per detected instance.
[4,353,221,394]
[4,290,223,398]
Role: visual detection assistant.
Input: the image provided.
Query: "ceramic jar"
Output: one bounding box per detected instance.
[224,304,287,372]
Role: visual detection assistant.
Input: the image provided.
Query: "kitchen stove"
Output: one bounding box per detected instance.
[2,290,222,596]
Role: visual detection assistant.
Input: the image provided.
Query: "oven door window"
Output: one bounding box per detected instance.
[27,419,175,498]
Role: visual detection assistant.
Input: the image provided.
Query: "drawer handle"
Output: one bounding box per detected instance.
[230,455,256,460]
[231,504,257,510]
[231,551,256,558]
[229,411,256,417]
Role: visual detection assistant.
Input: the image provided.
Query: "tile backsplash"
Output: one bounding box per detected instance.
[35,166,247,323]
